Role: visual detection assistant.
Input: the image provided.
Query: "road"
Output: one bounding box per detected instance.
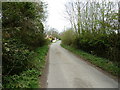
[47,41,118,88]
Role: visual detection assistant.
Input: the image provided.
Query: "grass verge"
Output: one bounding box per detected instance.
[61,44,120,77]
[3,45,49,88]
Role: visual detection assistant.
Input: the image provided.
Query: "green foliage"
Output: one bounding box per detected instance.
[3,69,39,88]
[2,38,34,75]
[3,45,49,88]
[21,32,47,49]
[61,44,120,76]
[64,1,119,63]
[2,2,46,28]
[33,45,49,70]
[61,29,76,46]
[2,2,47,48]
[61,29,120,63]
[76,33,120,62]
[3,2,35,28]
[2,1,48,88]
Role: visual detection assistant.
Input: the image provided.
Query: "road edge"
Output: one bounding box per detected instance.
[60,44,119,83]
[39,45,50,88]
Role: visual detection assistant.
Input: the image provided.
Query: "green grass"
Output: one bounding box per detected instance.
[3,45,49,88]
[61,44,120,76]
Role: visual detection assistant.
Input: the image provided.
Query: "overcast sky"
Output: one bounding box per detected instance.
[44,0,71,32]
[44,0,118,32]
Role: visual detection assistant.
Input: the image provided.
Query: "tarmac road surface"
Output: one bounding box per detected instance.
[47,41,118,88]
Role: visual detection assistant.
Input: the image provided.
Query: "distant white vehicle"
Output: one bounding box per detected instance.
[52,40,56,43]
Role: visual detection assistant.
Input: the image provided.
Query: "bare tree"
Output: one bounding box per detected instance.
[65,0,118,35]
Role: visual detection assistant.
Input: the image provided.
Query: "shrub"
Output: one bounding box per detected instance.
[61,29,120,63]
[3,69,40,88]
[3,45,49,88]
[2,38,34,75]
[21,32,47,49]
[61,29,76,46]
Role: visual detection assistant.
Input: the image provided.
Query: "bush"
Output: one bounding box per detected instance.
[2,38,34,75]
[61,29,120,63]
[61,29,76,46]
[21,32,47,49]
[3,45,49,88]
[76,33,119,62]
[2,2,48,88]
[3,69,40,88]
[2,2,48,75]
